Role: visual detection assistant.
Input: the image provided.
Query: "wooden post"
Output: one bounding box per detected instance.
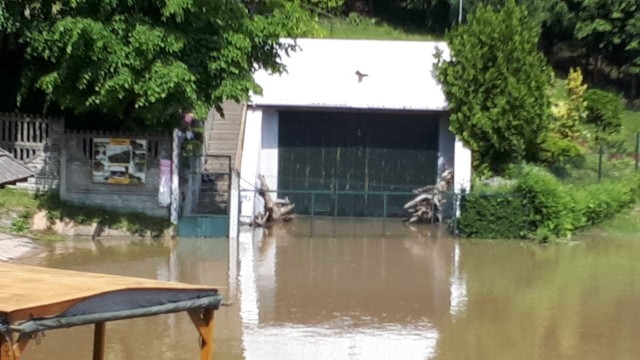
[0,333,7,360]
[188,309,216,360]
[201,309,215,360]
[92,322,106,360]
[0,333,26,360]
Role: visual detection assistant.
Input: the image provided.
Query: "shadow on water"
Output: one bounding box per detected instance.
[19,219,640,360]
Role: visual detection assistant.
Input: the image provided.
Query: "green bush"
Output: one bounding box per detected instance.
[457,192,529,239]
[10,210,33,234]
[584,89,624,138]
[514,165,576,240]
[458,165,640,241]
[571,177,640,227]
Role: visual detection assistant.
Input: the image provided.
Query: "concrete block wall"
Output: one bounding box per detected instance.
[61,131,172,218]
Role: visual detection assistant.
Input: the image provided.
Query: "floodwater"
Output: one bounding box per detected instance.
[17,218,640,360]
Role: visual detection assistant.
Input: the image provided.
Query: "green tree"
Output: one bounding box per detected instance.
[304,0,345,14]
[12,0,315,128]
[551,67,587,139]
[573,0,640,96]
[540,68,587,166]
[584,89,624,141]
[540,0,640,98]
[436,0,553,174]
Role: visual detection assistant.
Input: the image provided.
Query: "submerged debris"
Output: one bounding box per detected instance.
[254,175,295,227]
[403,169,454,224]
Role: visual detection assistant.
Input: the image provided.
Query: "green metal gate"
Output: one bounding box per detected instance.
[278,110,440,217]
[178,155,231,237]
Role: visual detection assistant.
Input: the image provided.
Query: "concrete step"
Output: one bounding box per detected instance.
[8,177,58,192]
[199,183,229,192]
[201,101,243,213]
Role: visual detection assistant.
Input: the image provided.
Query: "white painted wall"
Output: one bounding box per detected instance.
[453,136,472,193]
[259,110,279,194]
[240,108,264,223]
[238,107,471,223]
[437,115,455,182]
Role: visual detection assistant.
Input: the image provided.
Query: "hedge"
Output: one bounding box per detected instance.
[457,165,640,241]
[457,192,529,239]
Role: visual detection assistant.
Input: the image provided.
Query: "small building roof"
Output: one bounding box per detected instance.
[250,38,450,111]
[0,148,33,185]
[0,263,221,330]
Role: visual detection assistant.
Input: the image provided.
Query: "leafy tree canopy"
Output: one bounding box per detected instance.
[584,88,624,138]
[573,0,640,73]
[6,0,316,128]
[436,0,553,174]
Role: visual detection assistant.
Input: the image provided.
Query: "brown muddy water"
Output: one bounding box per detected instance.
[17,218,640,360]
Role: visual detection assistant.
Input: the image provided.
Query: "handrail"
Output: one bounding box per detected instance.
[233,103,248,172]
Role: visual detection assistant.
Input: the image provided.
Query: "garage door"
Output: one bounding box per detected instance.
[278,110,439,217]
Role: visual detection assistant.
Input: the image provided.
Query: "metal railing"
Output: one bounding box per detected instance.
[183,155,232,216]
[239,185,460,237]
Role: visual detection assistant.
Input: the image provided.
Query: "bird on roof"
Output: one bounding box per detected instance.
[355,70,369,83]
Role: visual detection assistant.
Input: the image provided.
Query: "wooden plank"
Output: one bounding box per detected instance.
[34,121,40,144]
[0,142,44,150]
[188,309,215,360]
[92,322,106,360]
[20,121,26,143]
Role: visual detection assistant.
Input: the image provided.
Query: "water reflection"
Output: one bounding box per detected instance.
[237,221,461,360]
[21,219,640,359]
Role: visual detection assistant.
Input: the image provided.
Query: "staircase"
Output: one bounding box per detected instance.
[195,173,230,214]
[205,102,245,169]
[9,177,59,192]
[197,102,245,215]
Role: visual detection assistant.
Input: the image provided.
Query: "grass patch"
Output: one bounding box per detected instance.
[0,189,171,239]
[317,18,438,41]
[621,109,640,147]
[585,205,640,235]
[0,188,38,212]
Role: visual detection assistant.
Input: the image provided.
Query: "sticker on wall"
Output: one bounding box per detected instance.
[92,138,147,185]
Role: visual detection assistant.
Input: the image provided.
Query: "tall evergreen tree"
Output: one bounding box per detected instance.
[437,0,553,174]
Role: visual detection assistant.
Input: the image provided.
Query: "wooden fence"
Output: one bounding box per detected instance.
[0,113,62,163]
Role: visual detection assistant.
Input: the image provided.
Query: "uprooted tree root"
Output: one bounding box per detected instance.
[254,175,295,227]
[403,169,454,224]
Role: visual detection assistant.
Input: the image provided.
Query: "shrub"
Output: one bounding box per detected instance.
[513,165,576,240]
[571,177,640,227]
[457,192,529,239]
[584,89,624,139]
[457,166,640,241]
[10,210,33,234]
[540,132,584,166]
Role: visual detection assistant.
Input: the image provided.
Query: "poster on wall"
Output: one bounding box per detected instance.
[92,138,147,185]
